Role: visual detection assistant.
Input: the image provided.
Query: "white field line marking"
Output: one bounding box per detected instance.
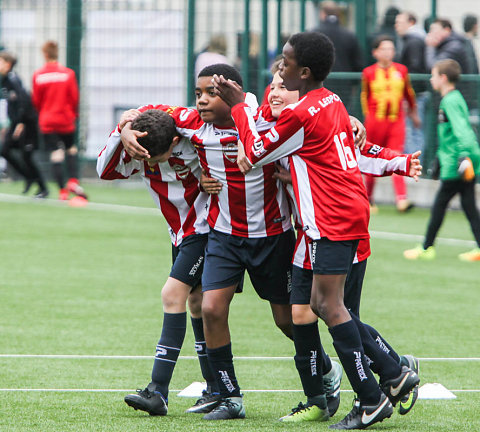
[0,388,478,393]
[1,354,480,361]
[0,192,475,247]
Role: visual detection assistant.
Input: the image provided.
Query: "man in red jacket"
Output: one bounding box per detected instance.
[32,40,87,201]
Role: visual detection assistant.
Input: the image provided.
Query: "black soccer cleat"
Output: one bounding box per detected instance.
[329,393,393,430]
[324,360,343,417]
[380,365,420,406]
[202,396,245,420]
[398,355,420,415]
[124,382,168,416]
[186,389,222,413]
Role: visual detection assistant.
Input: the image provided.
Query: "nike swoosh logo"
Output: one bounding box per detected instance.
[390,372,410,397]
[400,390,414,407]
[361,397,390,425]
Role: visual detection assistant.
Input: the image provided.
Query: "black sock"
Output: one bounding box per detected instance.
[151,312,187,399]
[52,162,65,189]
[66,153,78,179]
[364,323,401,363]
[206,343,241,398]
[191,317,219,393]
[329,320,381,405]
[349,312,401,381]
[321,344,332,375]
[293,322,325,398]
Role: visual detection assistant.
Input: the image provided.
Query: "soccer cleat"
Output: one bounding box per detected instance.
[186,389,222,413]
[403,245,436,261]
[124,383,168,416]
[380,366,420,406]
[458,248,480,262]
[398,355,420,415]
[328,393,393,430]
[59,188,70,201]
[34,189,49,199]
[67,178,88,199]
[202,396,245,420]
[22,179,34,195]
[279,401,329,422]
[323,360,343,417]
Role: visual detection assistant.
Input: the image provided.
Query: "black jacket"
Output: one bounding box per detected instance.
[0,71,37,126]
[425,32,472,74]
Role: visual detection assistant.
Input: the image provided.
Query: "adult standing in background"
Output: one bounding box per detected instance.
[463,14,479,75]
[395,12,428,156]
[314,1,363,111]
[32,40,87,202]
[194,34,232,81]
[425,19,471,74]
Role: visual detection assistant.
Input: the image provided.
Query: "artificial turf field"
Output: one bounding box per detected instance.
[1,180,479,431]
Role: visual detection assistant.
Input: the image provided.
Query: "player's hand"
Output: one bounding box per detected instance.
[272,163,292,185]
[12,123,24,139]
[236,141,253,174]
[212,74,245,107]
[200,169,223,194]
[409,150,422,181]
[120,122,150,160]
[410,112,422,129]
[119,109,141,132]
[350,116,367,150]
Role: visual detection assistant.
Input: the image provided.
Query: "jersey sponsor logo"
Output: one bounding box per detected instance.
[354,351,368,381]
[172,163,191,179]
[172,150,183,157]
[367,144,383,156]
[273,216,286,223]
[253,139,266,157]
[165,106,179,115]
[35,72,69,85]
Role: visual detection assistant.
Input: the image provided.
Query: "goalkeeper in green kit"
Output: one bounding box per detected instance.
[404,59,480,262]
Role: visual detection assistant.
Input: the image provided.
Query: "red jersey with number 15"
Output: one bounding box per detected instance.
[231,87,370,241]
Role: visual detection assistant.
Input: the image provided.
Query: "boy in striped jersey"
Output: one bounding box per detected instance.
[97,109,220,416]
[213,32,420,429]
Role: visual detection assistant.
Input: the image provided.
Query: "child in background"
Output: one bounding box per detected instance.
[404,59,480,262]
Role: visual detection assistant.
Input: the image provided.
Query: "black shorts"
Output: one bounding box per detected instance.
[170,233,208,290]
[43,133,75,152]
[311,238,359,275]
[202,229,295,304]
[290,264,313,305]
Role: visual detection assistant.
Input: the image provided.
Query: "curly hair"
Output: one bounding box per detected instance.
[288,32,335,83]
[131,110,177,157]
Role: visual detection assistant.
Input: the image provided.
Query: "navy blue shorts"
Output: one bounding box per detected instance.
[311,238,359,275]
[170,233,208,290]
[202,229,295,304]
[290,259,367,307]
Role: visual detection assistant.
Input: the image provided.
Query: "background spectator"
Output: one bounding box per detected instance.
[0,51,48,198]
[425,19,471,74]
[463,14,479,75]
[194,34,232,81]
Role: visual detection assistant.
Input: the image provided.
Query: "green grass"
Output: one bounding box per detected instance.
[1,180,479,431]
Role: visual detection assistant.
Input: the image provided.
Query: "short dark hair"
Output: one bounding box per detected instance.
[288,31,335,82]
[463,14,478,33]
[434,19,452,30]
[198,63,243,87]
[406,12,417,24]
[372,34,395,49]
[434,59,461,83]
[0,51,17,68]
[131,110,176,157]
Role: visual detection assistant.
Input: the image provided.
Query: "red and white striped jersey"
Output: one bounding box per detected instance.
[232,88,370,242]
[97,128,209,246]
[138,103,292,238]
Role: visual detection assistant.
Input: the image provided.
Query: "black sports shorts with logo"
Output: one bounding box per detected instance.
[202,228,295,304]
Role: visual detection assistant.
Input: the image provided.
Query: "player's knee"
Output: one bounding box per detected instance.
[201,298,226,323]
[310,298,328,322]
[51,149,65,163]
[187,289,203,317]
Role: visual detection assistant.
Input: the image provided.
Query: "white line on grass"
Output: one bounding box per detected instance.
[1,354,480,361]
[0,388,478,393]
[1,192,475,247]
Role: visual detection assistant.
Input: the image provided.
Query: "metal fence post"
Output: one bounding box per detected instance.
[187,0,196,106]
[242,0,251,92]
